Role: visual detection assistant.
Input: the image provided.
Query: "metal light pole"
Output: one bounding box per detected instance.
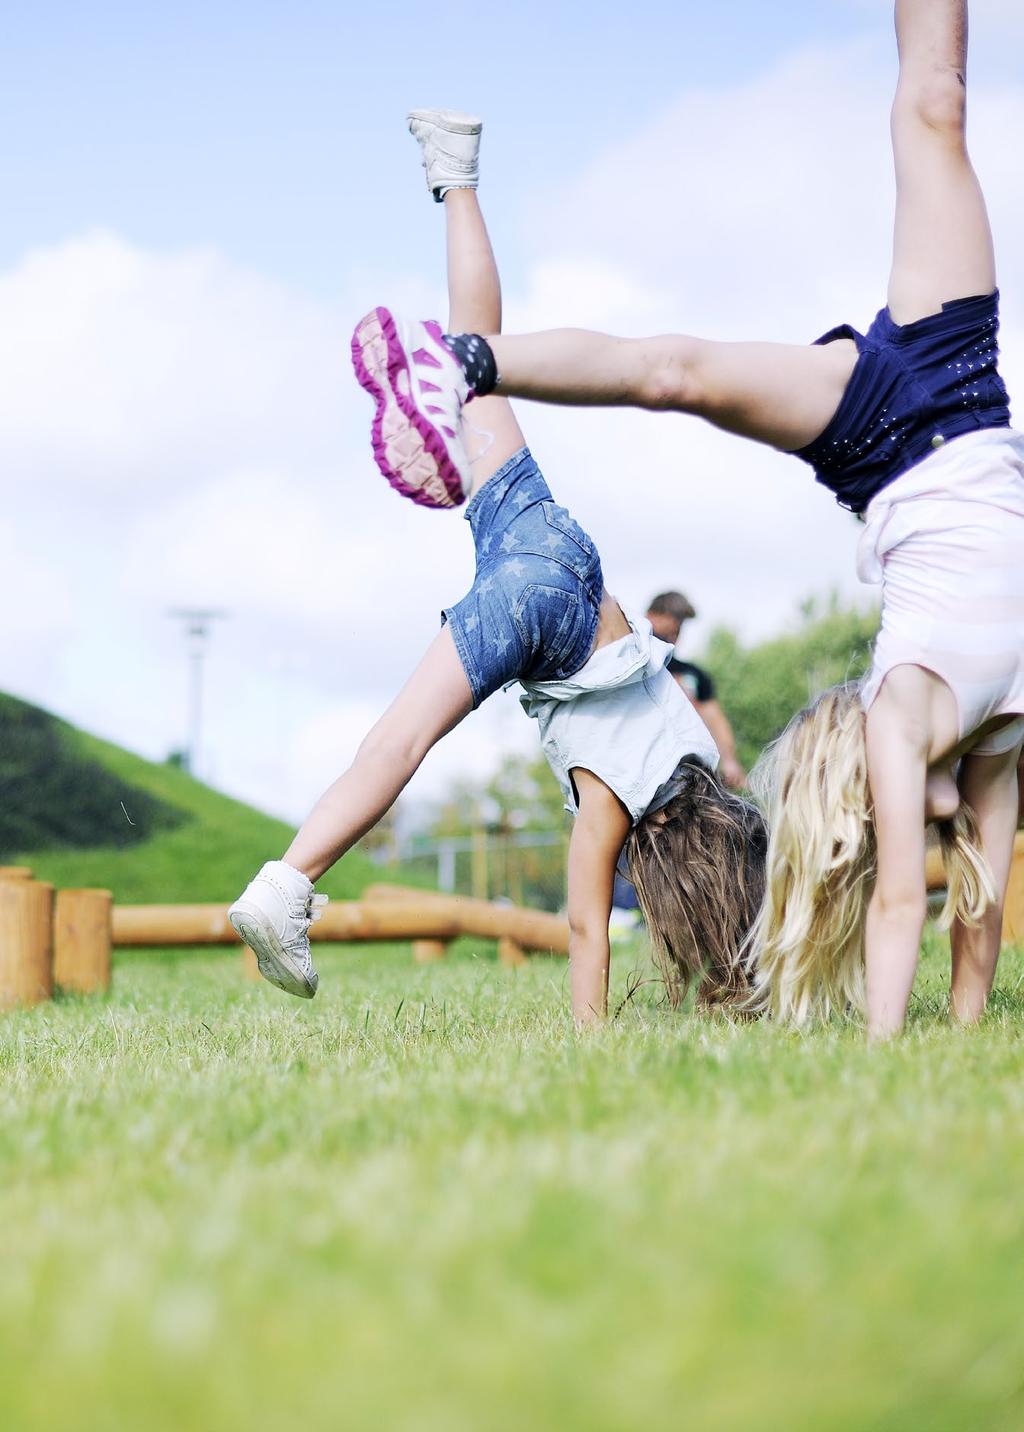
[167,608,227,777]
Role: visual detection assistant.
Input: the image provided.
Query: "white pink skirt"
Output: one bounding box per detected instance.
[858,427,1024,756]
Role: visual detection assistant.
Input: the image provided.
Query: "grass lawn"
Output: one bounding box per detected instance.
[1,932,1023,1432]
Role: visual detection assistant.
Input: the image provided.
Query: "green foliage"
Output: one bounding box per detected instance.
[0,692,187,858]
[484,750,567,832]
[0,932,1021,1430]
[0,692,378,903]
[699,593,879,773]
[430,750,565,837]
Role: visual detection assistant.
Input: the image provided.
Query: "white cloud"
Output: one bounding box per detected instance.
[1,29,1022,826]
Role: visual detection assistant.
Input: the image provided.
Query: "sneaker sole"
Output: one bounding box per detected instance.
[351,306,465,509]
[228,900,318,1000]
[407,108,482,136]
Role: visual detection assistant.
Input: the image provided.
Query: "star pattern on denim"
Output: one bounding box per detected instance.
[543,530,563,551]
[475,574,495,596]
[545,559,563,576]
[499,531,518,553]
[463,613,479,632]
[512,489,533,511]
[504,558,526,577]
[492,635,512,657]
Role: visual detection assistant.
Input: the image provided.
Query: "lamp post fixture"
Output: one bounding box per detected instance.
[167,607,227,777]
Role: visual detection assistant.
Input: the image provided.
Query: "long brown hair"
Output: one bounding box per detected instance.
[624,759,767,1012]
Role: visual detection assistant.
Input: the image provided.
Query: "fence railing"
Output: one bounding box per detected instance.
[383,830,570,911]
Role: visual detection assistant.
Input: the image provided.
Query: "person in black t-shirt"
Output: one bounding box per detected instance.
[647,591,746,790]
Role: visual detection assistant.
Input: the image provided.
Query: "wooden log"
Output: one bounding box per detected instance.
[111,894,570,955]
[0,880,54,1010]
[363,886,569,955]
[412,938,450,964]
[925,830,1024,946]
[113,900,461,947]
[364,883,437,900]
[498,936,527,968]
[1003,835,1024,945]
[53,889,113,993]
[241,944,260,981]
[0,866,32,881]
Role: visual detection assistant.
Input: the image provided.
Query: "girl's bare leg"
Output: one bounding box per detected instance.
[887,0,995,325]
[484,327,857,454]
[282,196,533,881]
[949,743,1022,1023]
[464,2,993,451]
[442,189,529,493]
[283,627,473,880]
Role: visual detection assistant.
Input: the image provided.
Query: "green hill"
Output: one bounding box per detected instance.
[0,691,379,903]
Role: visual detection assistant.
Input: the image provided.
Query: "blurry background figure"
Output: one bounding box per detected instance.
[646,591,746,790]
[1018,753,1023,827]
[610,587,748,930]
[609,864,643,939]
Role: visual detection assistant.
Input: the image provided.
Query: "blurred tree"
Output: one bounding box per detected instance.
[700,593,879,774]
[428,754,565,839]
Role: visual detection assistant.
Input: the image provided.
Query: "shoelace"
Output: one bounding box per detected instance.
[284,892,328,969]
[463,412,494,466]
[307,893,328,925]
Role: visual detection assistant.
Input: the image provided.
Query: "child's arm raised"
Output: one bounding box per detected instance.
[566,769,632,1028]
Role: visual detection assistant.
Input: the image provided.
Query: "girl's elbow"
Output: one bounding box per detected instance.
[871,886,928,927]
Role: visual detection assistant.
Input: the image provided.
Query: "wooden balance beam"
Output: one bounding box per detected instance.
[111,893,570,957]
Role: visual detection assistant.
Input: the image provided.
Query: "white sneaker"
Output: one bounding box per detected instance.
[351,305,473,507]
[228,861,327,999]
[407,108,482,202]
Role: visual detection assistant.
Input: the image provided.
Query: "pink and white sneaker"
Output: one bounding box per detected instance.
[351,306,473,508]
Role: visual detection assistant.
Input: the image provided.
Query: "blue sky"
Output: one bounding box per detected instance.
[4,1,883,298]
[2,1,1022,821]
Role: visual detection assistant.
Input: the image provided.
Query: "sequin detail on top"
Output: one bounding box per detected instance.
[794,291,1012,514]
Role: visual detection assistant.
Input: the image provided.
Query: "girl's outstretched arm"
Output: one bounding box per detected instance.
[863,679,933,1040]
[283,626,473,881]
[566,769,631,1027]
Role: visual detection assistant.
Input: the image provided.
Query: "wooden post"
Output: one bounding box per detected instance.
[508,840,525,908]
[412,938,450,964]
[926,830,1024,948]
[0,867,32,881]
[53,889,113,994]
[242,945,261,981]
[1003,836,1024,946]
[0,880,54,1010]
[471,827,488,902]
[498,935,527,968]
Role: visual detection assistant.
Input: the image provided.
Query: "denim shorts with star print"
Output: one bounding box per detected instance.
[442,446,604,708]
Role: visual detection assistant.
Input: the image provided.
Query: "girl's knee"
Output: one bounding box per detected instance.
[636,339,704,412]
[894,66,967,143]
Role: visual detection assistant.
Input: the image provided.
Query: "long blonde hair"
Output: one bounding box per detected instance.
[749,683,995,1026]
[625,759,767,1013]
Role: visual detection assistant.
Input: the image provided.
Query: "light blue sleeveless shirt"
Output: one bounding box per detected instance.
[519,610,721,825]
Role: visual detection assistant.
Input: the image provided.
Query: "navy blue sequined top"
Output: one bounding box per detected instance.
[793,291,1012,514]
